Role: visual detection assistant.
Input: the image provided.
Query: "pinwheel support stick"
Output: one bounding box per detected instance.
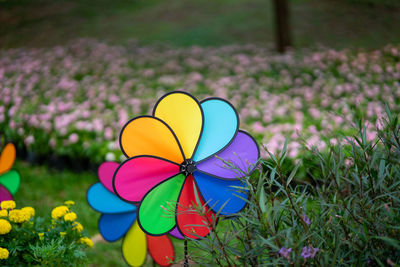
[184,239,188,267]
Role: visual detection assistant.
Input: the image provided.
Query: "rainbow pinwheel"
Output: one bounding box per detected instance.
[0,143,20,203]
[113,91,260,239]
[87,162,178,267]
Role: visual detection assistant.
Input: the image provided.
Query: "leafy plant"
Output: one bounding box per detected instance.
[0,200,92,266]
[189,107,400,266]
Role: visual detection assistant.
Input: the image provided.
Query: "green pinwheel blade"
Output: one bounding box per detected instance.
[138,173,185,235]
[0,170,20,195]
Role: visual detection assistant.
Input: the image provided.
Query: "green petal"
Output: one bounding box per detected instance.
[138,174,185,235]
[0,170,20,195]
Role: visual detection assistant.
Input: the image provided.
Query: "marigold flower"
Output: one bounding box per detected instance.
[79,237,93,248]
[0,219,11,235]
[64,200,75,206]
[0,210,7,217]
[73,222,84,232]
[38,232,44,240]
[59,232,66,237]
[51,206,69,219]
[64,212,77,222]
[21,207,35,218]
[0,247,9,259]
[0,200,16,210]
[8,209,30,223]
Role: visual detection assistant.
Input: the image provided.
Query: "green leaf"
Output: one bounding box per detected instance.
[286,161,300,186]
[259,189,266,213]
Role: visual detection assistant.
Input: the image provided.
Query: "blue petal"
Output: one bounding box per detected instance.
[193,98,238,162]
[193,172,248,215]
[99,212,136,242]
[87,183,136,214]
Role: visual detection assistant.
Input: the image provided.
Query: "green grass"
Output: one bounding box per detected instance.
[13,160,186,266]
[1,0,400,49]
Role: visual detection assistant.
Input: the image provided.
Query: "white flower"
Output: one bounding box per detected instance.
[24,135,35,145]
[105,152,116,161]
[119,154,127,162]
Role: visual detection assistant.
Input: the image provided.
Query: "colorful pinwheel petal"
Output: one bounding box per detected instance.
[0,143,21,204]
[87,162,177,267]
[113,91,260,239]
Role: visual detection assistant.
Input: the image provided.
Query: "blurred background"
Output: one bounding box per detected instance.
[1,0,400,266]
[1,0,400,49]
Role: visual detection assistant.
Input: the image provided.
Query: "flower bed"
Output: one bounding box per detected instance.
[0,200,92,265]
[1,39,399,163]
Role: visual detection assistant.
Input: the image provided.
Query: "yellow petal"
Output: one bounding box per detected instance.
[122,221,147,267]
[153,92,203,159]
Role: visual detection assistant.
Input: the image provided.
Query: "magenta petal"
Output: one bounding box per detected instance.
[98,161,119,193]
[113,156,180,203]
[196,131,259,179]
[0,185,13,203]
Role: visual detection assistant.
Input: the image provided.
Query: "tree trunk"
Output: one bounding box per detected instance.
[273,0,292,53]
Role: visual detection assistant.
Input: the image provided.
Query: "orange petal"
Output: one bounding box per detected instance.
[0,143,16,175]
[120,116,184,163]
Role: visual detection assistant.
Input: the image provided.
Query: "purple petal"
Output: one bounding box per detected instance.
[196,131,259,179]
[169,227,185,240]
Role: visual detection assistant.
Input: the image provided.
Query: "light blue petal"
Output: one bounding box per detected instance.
[87,183,137,214]
[193,172,248,215]
[193,98,238,162]
[99,212,136,242]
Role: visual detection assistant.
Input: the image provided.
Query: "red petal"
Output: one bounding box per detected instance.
[177,175,215,239]
[146,235,175,266]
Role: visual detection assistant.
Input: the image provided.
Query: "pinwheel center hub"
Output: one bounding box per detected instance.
[181,160,196,176]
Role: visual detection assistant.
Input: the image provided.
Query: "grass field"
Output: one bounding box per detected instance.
[1,0,400,49]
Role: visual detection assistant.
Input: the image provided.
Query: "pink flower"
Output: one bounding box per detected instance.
[104,127,113,140]
[69,133,79,144]
[252,122,265,133]
[25,135,35,145]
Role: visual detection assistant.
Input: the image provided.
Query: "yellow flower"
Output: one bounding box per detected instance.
[38,232,44,240]
[0,219,11,235]
[64,212,77,222]
[0,200,16,210]
[78,237,93,248]
[73,222,84,233]
[0,210,7,217]
[8,209,30,223]
[59,232,66,237]
[21,207,35,218]
[0,247,9,260]
[51,206,69,219]
[64,200,75,206]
